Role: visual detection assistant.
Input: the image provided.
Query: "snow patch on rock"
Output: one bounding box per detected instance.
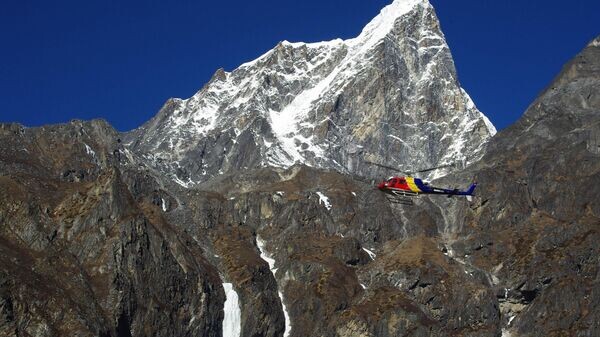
[316,192,332,210]
[84,143,95,157]
[256,237,291,337]
[222,283,241,337]
[362,247,377,260]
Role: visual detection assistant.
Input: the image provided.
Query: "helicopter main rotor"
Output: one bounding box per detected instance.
[364,160,455,176]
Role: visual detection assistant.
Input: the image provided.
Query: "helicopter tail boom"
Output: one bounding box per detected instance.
[437,182,477,197]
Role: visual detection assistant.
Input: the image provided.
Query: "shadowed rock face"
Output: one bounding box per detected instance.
[1,6,598,337]
[424,36,600,336]
[0,121,224,337]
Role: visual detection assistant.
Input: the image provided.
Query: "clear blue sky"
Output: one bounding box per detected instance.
[0,0,598,131]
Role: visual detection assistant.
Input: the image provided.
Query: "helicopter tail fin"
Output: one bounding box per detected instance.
[465,182,477,196]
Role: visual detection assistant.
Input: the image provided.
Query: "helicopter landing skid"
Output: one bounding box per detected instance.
[386,190,419,205]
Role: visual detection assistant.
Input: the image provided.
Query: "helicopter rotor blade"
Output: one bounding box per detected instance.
[364,160,455,176]
[363,160,409,175]
[410,164,455,175]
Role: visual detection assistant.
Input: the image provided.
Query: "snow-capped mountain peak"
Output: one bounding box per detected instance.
[125,0,495,187]
[349,0,425,48]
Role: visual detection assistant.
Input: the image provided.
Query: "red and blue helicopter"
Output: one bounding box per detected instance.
[366,161,477,205]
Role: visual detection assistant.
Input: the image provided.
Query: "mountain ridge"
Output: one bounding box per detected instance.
[125,0,495,187]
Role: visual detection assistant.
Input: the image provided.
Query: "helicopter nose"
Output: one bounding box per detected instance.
[377,182,385,190]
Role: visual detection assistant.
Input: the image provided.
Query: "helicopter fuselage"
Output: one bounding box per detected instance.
[377,176,476,197]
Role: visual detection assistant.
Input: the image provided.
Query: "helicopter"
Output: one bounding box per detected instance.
[365,161,477,205]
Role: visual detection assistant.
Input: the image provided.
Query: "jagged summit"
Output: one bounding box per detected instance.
[246,0,426,53]
[280,0,425,50]
[125,0,495,187]
[349,0,425,46]
[588,36,600,48]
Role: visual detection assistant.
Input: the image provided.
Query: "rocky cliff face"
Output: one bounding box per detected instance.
[1,1,599,337]
[0,121,224,336]
[125,0,495,186]
[430,35,600,337]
